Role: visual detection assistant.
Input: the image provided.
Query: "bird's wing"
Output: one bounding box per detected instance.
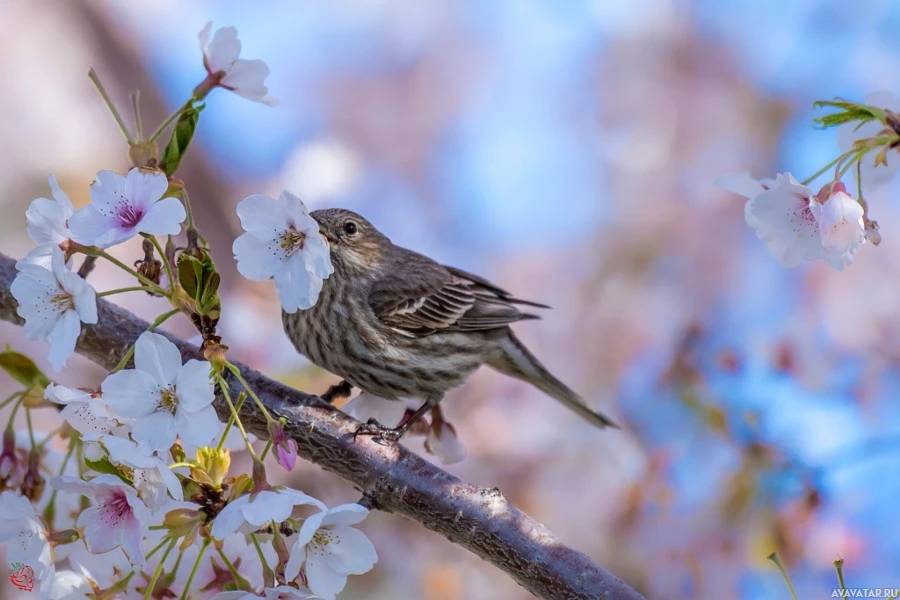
[369,252,547,336]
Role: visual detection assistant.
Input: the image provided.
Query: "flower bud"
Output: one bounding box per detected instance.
[162,507,202,537]
[194,447,230,490]
[128,141,159,168]
[268,420,298,472]
[48,528,80,546]
[20,449,45,502]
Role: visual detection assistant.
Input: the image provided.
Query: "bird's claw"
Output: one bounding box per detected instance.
[353,418,406,443]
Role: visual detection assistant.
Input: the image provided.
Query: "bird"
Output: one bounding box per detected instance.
[282,208,619,440]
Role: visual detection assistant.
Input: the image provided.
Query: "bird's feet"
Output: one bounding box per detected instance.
[353,418,407,443]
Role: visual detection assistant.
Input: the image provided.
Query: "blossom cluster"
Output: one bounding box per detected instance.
[0,23,376,599]
[718,94,900,271]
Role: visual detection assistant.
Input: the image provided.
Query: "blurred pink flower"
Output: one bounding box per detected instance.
[198,23,277,106]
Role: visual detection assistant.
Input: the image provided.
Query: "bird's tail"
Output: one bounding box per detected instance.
[486,331,620,429]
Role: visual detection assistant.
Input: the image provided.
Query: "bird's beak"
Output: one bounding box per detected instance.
[319,226,335,243]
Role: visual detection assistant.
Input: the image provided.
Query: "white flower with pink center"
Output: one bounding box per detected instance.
[51,474,150,565]
[11,247,98,372]
[69,168,185,249]
[717,172,823,267]
[198,23,277,106]
[232,191,333,312]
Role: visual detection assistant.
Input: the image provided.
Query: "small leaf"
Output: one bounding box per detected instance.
[85,456,131,483]
[0,347,50,389]
[161,103,205,176]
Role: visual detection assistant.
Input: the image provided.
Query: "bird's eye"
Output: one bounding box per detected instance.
[343,221,358,236]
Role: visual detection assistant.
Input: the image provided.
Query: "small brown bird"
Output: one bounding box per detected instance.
[282,208,618,439]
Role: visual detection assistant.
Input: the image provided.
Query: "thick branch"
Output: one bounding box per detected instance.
[0,252,645,600]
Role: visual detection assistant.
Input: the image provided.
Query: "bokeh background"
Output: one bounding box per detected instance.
[2,0,900,598]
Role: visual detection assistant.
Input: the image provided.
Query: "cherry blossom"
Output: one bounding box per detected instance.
[96,435,183,511]
[285,503,377,600]
[21,175,75,268]
[716,172,866,270]
[424,420,467,465]
[0,491,54,581]
[51,474,150,565]
[68,168,185,249]
[101,332,218,452]
[44,384,119,436]
[211,487,322,540]
[198,23,277,105]
[233,192,333,312]
[811,183,866,269]
[11,247,98,371]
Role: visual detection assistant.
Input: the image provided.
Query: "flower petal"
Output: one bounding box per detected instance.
[323,526,377,575]
[102,370,161,418]
[174,360,213,411]
[207,26,242,73]
[47,309,81,372]
[233,233,279,281]
[305,552,348,600]
[68,207,126,248]
[123,168,169,211]
[136,197,186,236]
[175,405,219,447]
[320,504,369,528]
[135,332,183,386]
[132,411,178,453]
[714,172,764,199]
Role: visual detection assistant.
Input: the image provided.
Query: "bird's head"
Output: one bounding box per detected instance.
[311,208,390,276]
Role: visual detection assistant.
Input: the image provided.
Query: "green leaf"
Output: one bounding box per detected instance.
[161,103,205,176]
[813,99,888,130]
[176,250,222,329]
[85,456,131,483]
[0,347,50,389]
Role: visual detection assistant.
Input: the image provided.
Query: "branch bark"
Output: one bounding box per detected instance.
[0,252,645,600]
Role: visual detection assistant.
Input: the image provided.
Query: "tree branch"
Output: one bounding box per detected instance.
[0,252,645,600]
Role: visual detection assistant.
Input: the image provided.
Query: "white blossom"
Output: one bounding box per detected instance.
[285,504,377,600]
[97,435,183,511]
[424,421,467,465]
[199,23,277,105]
[45,384,119,436]
[69,168,184,249]
[211,488,322,540]
[0,491,54,581]
[21,175,75,269]
[233,192,333,312]
[51,474,150,565]
[11,247,97,372]
[716,172,866,270]
[811,184,866,269]
[101,332,217,452]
